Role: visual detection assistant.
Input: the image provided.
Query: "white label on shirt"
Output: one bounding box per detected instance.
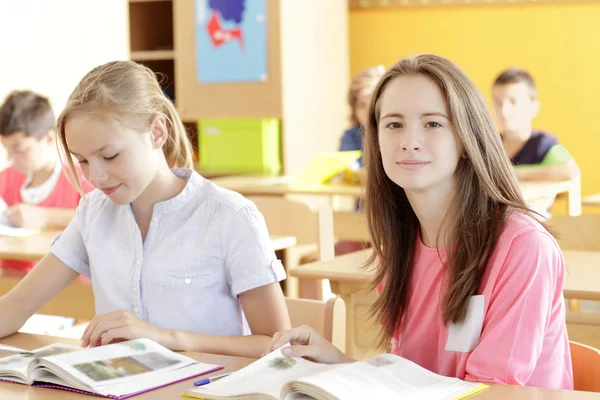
[445,294,485,353]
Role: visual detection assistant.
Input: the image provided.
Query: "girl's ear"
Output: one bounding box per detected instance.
[149,116,169,149]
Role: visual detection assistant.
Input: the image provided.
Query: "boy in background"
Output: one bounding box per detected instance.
[0,90,93,273]
[492,68,580,181]
[492,68,580,218]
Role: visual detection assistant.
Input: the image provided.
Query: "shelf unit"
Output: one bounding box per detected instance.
[128,0,349,174]
[127,0,198,160]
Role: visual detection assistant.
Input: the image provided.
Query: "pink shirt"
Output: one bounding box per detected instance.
[0,165,94,272]
[0,165,93,208]
[378,213,573,389]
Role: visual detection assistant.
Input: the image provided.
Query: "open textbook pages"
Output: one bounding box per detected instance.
[186,345,487,400]
[0,338,221,399]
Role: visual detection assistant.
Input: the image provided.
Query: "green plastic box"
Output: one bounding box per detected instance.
[198,118,281,174]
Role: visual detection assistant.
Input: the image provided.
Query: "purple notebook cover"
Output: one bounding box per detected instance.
[0,364,223,399]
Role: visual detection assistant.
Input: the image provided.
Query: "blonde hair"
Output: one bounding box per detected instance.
[363,54,545,348]
[348,65,385,126]
[56,60,194,195]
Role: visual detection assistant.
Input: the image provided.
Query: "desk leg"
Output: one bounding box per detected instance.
[568,178,582,216]
[338,282,382,360]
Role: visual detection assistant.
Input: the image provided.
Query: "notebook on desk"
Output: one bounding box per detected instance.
[295,151,362,186]
[18,314,76,336]
[0,338,221,399]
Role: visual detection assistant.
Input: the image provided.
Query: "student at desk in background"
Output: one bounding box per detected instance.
[492,68,579,181]
[335,66,384,256]
[0,91,94,273]
[269,54,573,389]
[339,65,385,185]
[0,61,290,358]
[492,68,580,217]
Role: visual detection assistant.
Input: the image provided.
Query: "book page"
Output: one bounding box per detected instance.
[0,344,29,354]
[0,343,80,384]
[288,354,484,400]
[189,345,333,400]
[18,314,76,335]
[0,352,34,383]
[39,338,217,397]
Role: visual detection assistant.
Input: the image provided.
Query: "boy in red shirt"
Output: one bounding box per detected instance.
[0,90,94,272]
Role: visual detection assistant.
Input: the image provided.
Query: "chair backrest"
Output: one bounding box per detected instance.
[333,211,370,242]
[548,215,600,251]
[285,297,346,352]
[569,340,600,392]
[566,312,600,354]
[248,196,335,261]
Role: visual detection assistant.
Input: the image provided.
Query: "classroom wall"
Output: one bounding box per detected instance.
[280,0,350,175]
[348,4,600,210]
[0,0,129,115]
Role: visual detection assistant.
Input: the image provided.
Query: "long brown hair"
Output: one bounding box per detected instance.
[364,54,543,348]
[56,60,194,195]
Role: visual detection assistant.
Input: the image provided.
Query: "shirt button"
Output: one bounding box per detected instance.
[134,306,140,314]
[184,278,191,285]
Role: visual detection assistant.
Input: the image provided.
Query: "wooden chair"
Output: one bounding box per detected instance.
[333,211,370,243]
[566,312,600,353]
[288,250,383,360]
[570,340,600,392]
[285,297,346,352]
[329,210,369,296]
[548,214,600,251]
[247,196,335,299]
[548,214,600,311]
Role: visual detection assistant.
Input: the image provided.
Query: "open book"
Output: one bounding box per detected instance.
[185,345,487,400]
[0,338,221,399]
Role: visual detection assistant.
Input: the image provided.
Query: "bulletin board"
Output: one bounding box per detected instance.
[174,0,282,120]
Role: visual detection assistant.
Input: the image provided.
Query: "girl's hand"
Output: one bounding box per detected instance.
[81,310,165,348]
[267,325,354,364]
[5,204,47,229]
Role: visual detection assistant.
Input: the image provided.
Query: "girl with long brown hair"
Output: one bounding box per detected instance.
[269,54,572,389]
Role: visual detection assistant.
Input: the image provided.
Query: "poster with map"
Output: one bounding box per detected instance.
[195,0,268,83]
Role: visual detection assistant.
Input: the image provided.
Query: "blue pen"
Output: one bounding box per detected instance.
[193,372,232,387]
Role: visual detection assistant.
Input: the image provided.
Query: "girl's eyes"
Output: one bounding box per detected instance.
[75,153,119,164]
[104,153,119,161]
[385,122,442,129]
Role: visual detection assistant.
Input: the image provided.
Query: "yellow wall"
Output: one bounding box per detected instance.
[349,4,600,212]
